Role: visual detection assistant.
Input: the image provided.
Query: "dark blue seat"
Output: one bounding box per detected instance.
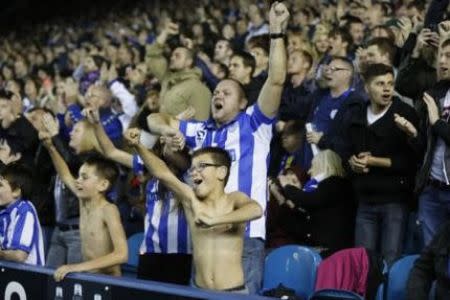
[309,289,364,300]
[376,255,419,300]
[121,232,144,278]
[261,245,322,299]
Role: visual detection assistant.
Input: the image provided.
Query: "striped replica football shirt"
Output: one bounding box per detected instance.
[179,104,274,239]
[133,155,191,254]
[0,200,45,266]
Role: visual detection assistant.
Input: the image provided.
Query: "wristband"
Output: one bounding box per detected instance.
[270,33,285,39]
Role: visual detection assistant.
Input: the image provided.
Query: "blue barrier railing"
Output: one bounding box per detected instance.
[0,260,272,299]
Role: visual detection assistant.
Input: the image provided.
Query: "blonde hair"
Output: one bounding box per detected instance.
[311,150,345,178]
[75,120,102,154]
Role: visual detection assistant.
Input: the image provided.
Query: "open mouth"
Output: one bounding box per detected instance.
[381,94,391,101]
[192,178,204,189]
[193,178,203,185]
[213,102,223,110]
[441,67,448,73]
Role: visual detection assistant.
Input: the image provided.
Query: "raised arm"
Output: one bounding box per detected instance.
[257,2,289,118]
[42,138,78,195]
[39,114,78,194]
[145,21,179,81]
[147,112,180,136]
[54,204,128,282]
[124,128,194,206]
[85,108,133,168]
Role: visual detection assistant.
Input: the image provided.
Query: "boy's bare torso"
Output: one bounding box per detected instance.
[185,194,245,290]
[79,199,121,276]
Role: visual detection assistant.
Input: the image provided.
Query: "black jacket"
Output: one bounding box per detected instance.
[407,221,450,300]
[416,80,450,193]
[340,98,422,204]
[277,176,356,257]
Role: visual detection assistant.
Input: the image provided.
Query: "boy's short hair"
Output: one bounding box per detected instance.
[283,119,305,136]
[0,164,33,199]
[361,63,394,84]
[248,34,270,56]
[441,38,450,49]
[192,147,232,185]
[232,51,256,77]
[366,37,396,64]
[83,154,119,193]
[329,27,353,52]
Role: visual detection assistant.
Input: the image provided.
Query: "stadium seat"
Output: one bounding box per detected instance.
[261,245,322,299]
[309,289,364,300]
[376,255,419,300]
[121,232,144,277]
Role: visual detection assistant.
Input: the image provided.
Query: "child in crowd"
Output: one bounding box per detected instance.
[84,107,193,284]
[0,164,45,266]
[41,132,128,281]
[124,128,263,293]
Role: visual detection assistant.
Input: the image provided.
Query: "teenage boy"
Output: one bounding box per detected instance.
[0,164,45,266]
[340,64,422,265]
[124,128,263,293]
[41,136,128,281]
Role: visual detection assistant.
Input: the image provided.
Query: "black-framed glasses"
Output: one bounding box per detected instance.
[188,162,222,174]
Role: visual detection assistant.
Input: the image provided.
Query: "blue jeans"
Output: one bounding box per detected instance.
[46,227,82,268]
[242,237,265,295]
[418,185,450,246]
[354,202,408,265]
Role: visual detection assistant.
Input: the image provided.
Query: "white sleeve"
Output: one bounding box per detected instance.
[109,80,139,119]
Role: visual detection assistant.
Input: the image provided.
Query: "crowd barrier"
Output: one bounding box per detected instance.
[0,260,271,300]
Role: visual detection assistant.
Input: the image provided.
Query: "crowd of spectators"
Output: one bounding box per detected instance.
[0,0,449,297]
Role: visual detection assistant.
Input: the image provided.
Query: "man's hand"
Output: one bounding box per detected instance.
[82,108,100,124]
[438,20,450,39]
[0,140,21,165]
[394,113,417,138]
[108,64,118,82]
[269,1,290,33]
[278,173,301,189]
[160,128,185,152]
[306,131,323,145]
[42,113,60,138]
[176,106,196,121]
[423,92,440,125]
[397,17,413,47]
[164,21,179,36]
[349,153,370,174]
[54,264,79,282]
[412,28,438,58]
[124,128,141,146]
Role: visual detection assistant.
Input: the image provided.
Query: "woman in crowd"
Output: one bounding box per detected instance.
[269,150,356,257]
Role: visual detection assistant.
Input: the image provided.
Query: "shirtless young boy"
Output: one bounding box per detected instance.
[124,128,263,293]
[41,136,128,281]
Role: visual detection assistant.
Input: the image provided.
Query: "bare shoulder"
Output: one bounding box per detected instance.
[101,202,121,219]
[227,191,250,204]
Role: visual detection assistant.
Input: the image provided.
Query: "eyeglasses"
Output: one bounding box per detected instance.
[188,162,222,174]
[325,66,350,72]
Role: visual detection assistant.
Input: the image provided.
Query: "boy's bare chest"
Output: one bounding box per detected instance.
[79,210,108,241]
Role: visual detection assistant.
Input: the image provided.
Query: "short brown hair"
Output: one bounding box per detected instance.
[192,147,232,185]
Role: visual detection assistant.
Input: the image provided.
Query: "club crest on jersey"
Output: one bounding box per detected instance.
[196,129,207,145]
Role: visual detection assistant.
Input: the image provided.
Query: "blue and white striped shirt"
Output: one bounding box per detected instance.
[133,156,192,254]
[0,200,45,266]
[179,104,274,239]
